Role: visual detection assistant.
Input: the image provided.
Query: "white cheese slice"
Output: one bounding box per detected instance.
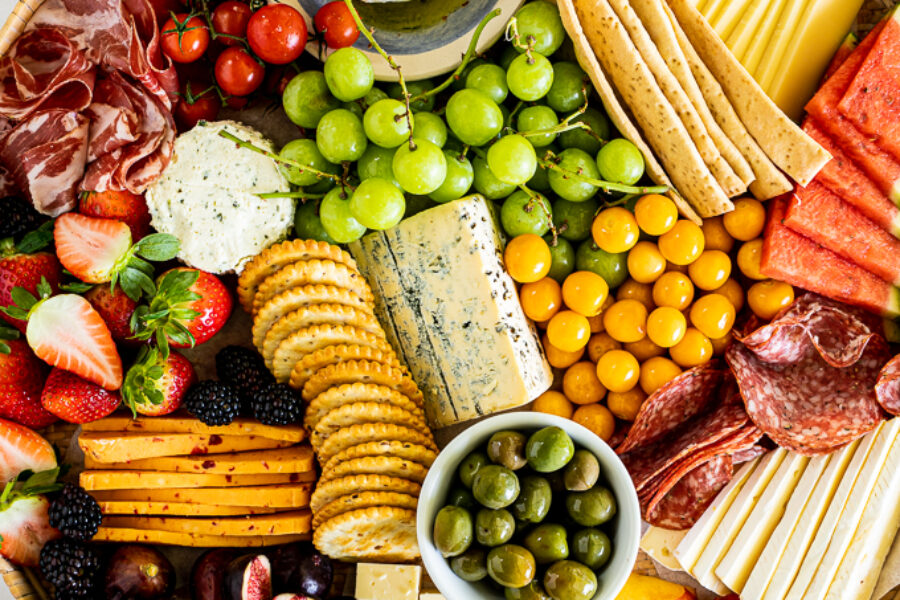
[715,452,811,593]
[785,420,900,600]
[686,449,788,595]
[872,534,900,600]
[641,527,688,572]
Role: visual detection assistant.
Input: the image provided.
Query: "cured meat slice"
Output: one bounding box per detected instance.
[876,355,900,416]
[732,444,767,464]
[645,454,733,529]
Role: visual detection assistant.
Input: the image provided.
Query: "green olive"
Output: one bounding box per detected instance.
[459,451,490,488]
[488,430,529,470]
[476,508,516,547]
[433,505,474,558]
[564,450,601,492]
[526,427,575,472]
[571,528,612,570]
[543,560,598,600]
[450,546,489,582]
[447,487,478,511]
[565,486,617,527]
[487,544,537,589]
[505,580,552,600]
[512,475,553,523]
[473,465,521,509]
[523,523,569,564]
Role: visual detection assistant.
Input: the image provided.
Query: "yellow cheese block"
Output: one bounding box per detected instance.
[640,527,687,572]
[725,0,774,62]
[98,501,281,516]
[79,432,294,463]
[83,445,315,474]
[94,527,310,547]
[90,483,313,508]
[80,470,316,490]
[81,414,306,442]
[102,510,312,536]
[753,0,811,89]
[740,0,788,75]
[708,0,754,40]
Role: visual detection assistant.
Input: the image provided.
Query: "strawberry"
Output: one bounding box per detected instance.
[41,368,121,424]
[123,347,197,416]
[0,332,55,429]
[79,189,153,241]
[0,232,61,333]
[133,267,233,353]
[0,469,63,567]
[84,285,138,343]
[0,418,57,482]
[53,213,180,302]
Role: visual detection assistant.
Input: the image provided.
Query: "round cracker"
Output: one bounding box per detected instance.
[238,240,357,313]
[290,345,403,390]
[310,474,421,513]
[304,383,423,431]
[313,506,419,562]
[320,456,429,486]
[322,441,437,475]
[273,326,392,384]
[312,491,418,530]
[253,259,373,314]
[311,402,429,450]
[301,360,424,404]
[318,423,437,466]
[252,285,373,350]
[261,304,384,370]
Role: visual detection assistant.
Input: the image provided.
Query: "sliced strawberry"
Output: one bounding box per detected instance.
[0,494,60,567]
[84,285,138,343]
[41,368,121,424]
[0,418,57,482]
[0,338,55,429]
[123,347,197,417]
[79,190,152,241]
[0,236,61,333]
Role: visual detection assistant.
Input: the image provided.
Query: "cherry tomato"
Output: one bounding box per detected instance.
[314,1,361,49]
[211,1,252,46]
[215,47,264,96]
[174,81,221,130]
[161,14,210,63]
[247,4,308,65]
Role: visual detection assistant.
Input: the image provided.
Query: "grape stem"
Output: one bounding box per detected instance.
[218,131,342,183]
[504,17,536,63]
[539,150,669,195]
[256,191,325,199]
[519,183,558,246]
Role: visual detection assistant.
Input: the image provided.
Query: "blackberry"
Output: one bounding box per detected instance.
[39,538,101,599]
[215,345,273,401]
[0,196,45,240]
[48,484,102,541]
[184,380,242,425]
[251,382,304,425]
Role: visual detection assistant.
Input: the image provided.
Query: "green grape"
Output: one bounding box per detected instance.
[358,145,399,186]
[517,105,558,148]
[544,235,575,282]
[405,194,437,218]
[413,112,448,148]
[388,79,435,112]
[283,71,341,129]
[465,63,509,104]
[576,240,628,288]
[363,98,413,149]
[501,190,553,237]
[487,134,537,185]
[324,47,375,102]
[553,197,598,242]
[392,139,448,195]
[499,45,519,71]
[473,155,516,200]
[343,87,389,119]
[319,187,367,243]
[279,139,340,187]
[454,58,487,91]
[306,176,335,195]
[596,138,645,185]
[446,89,504,147]
[429,150,474,203]
[547,62,591,113]
[548,147,599,202]
[558,107,609,155]
[507,52,554,102]
[349,177,406,230]
[316,109,368,163]
[512,0,566,56]
[528,160,551,191]
[294,200,336,244]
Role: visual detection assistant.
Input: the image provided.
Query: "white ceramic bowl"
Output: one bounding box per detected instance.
[418,413,640,600]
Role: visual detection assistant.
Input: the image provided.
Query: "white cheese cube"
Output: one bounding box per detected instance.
[355,563,421,600]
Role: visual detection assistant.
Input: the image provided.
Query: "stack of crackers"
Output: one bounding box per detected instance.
[238,239,438,562]
[77,414,315,547]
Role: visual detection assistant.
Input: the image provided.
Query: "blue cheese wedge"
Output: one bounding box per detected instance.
[145,120,294,274]
[350,196,553,428]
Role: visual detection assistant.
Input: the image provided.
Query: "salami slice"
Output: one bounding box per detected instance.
[645,454,733,529]
[876,354,900,416]
[732,444,767,464]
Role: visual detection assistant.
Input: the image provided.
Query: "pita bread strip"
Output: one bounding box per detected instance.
[607,0,745,197]
[659,0,792,199]
[665,0,830,186]
[557,0,701,225]
[572,0,732,217]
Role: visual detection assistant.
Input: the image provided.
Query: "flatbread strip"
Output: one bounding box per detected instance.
[665,0,830,186]
[557,0,701,224]
[572,0,732,218]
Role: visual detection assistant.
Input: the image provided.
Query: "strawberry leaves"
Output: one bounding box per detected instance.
[122,346,167,417]
[0,325,18,354]
[131,269,202,357]
[113,233,181,302]
[0,277,53,322]
[0,468,62,512]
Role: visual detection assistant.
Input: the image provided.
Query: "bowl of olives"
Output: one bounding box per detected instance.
[418,413,640,600]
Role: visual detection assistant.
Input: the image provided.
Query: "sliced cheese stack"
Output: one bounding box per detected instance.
[641,418,900,599]
[78,414,315,547]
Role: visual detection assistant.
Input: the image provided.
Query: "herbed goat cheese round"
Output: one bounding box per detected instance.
[145,120,295,274]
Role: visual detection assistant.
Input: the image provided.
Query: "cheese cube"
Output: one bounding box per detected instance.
[354,563,421,600]
[419,594,446,600]
[640,527,687,572]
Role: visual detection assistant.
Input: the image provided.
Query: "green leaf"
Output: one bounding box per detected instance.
[0,326,19,341]
[0,306,28,320]
[128,256,155,278]
[134,233,180,261]
[120,269,156,302]
[36,276,52,299]
[159,269,199,296]
[58,281,93,293]
[10,287,37,311]
[16,221,54,254]
[0,343,9,354]
[166,321,195,347]
[156,328,170,359]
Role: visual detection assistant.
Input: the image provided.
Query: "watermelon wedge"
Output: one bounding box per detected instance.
[761,196,900,317]
[784,181,900,285]
[801,119,900,237]
[838,9,900,163]
[823,32,858,82]
[804,20,900,205]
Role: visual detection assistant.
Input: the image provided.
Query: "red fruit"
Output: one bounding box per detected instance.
[84,285,138,343]
[0,240,61,333]
[123,348,197,417]
[247,4,307,65]
[0,339,55,429]
[314,1,360,49]
[0,418,56,482]
[41,368,121,424]
[54,213,132,285]
[161,13,210,63]
[212,1,253,45]
[0,494,60,567]
[79,190,153,241]
[174,80,221,131]
[215,46,264,97]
